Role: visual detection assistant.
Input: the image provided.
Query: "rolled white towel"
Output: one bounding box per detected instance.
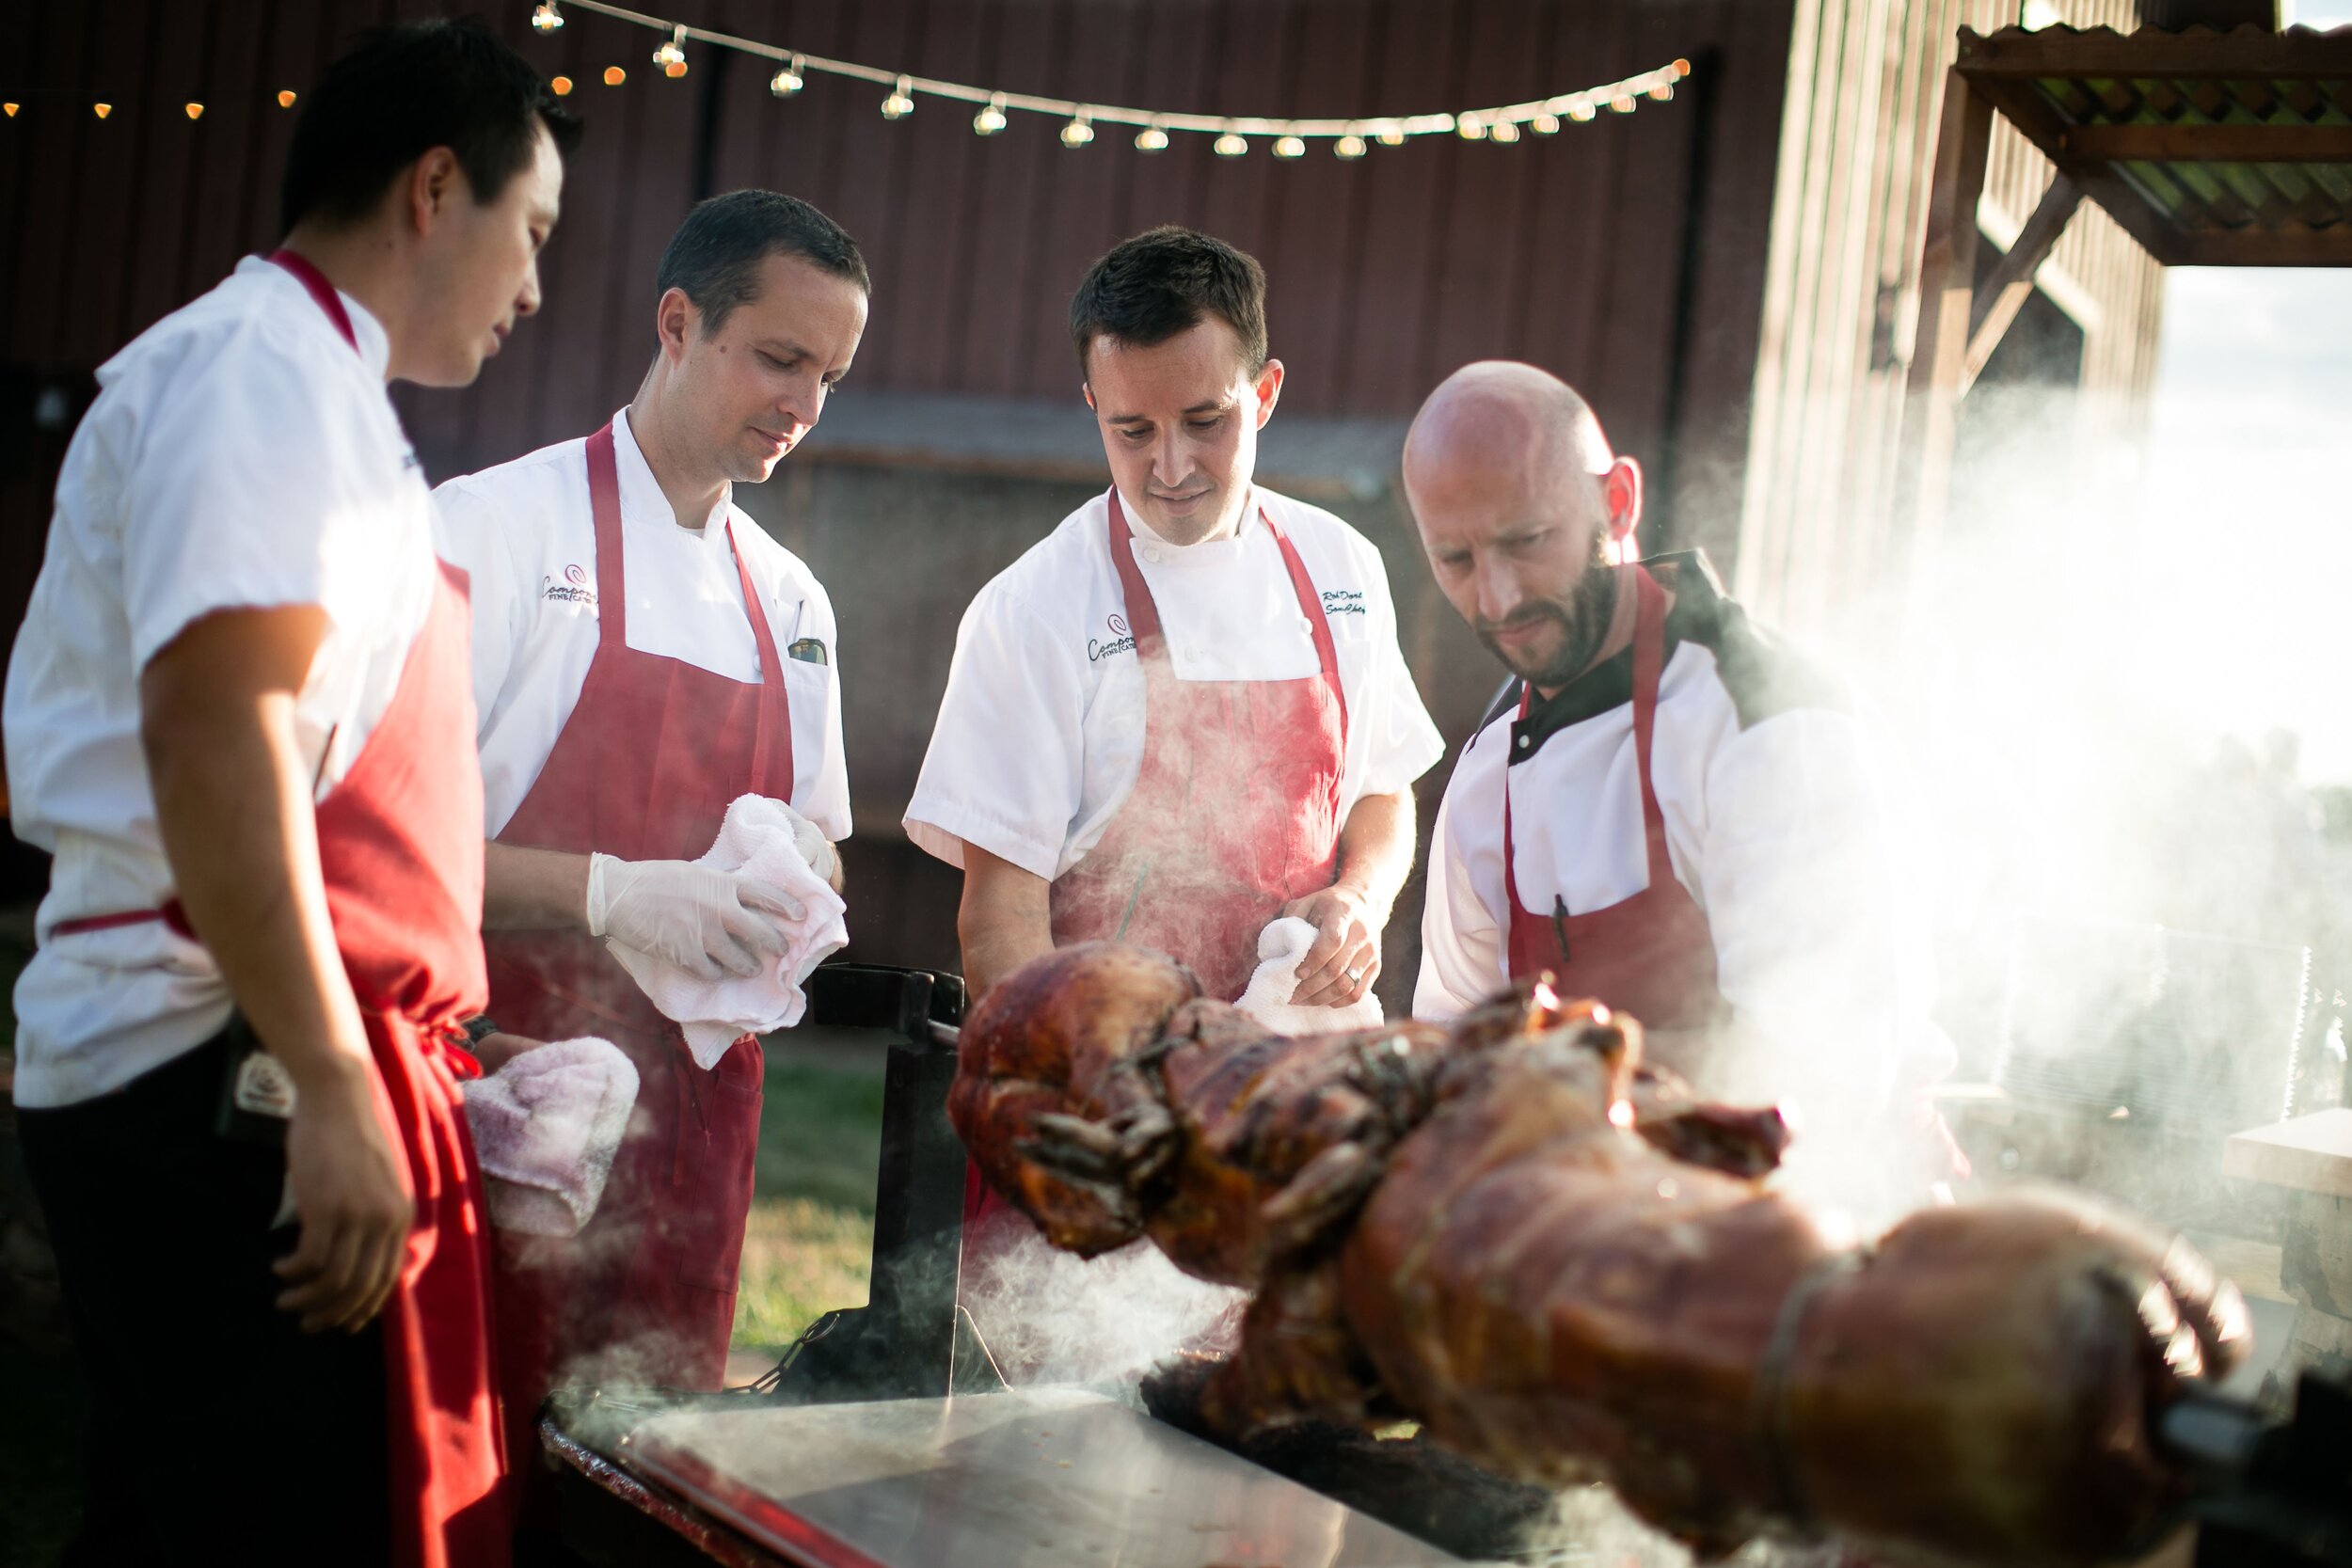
[1233,916,1384,1036]
[608,793,850,1068]
[463,1037,641,1237]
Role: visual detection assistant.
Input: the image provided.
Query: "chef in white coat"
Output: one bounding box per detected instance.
[1405,361,1954,1190]
[430,190,858,1458]
[907,227,1445,1018]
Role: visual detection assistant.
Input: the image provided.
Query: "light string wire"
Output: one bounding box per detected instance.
[532,0,1691,153]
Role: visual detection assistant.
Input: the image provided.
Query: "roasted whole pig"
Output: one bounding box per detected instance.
[949,942,2250,1568]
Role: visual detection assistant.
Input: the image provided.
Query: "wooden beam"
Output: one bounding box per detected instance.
[1968,76,2192,263]
[2170,224,2352,266]
[2058,123,2352,164]
[1893,68,1995,610]
[1956,25,2352,82]
[1961,175,2084,397]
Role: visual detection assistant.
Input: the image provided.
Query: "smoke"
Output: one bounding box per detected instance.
[1769,268,2352,1241]
[957,1222,1247,1398]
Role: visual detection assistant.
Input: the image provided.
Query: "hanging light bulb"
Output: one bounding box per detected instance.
[2,103,18,118]
[1375,124,1406,146]
[1134,121,1170,152]
[603,65,626,86]
[277,89,297,107]
[1059,111,1094,148]
[1455,115,1486,141]
[531,1,564,33]
[549,75,574,95]
[1334,134,1367,159]
[1213,130,1248,157]
[972,92,1007,135]
[1531,112,1560,135]
[1565,98,1596,122]
[653,26,688,78]
[184,101,205,119]
[770,55,804,96]
[880,74,914,119]
[1610,94,1636,114]
[1489,119,1521,143]
[1647,82,1675,102]
[1272,135,1305,158]
[93,103,112,119]
[1673,58,1692,78]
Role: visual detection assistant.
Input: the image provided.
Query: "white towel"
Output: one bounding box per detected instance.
[1233,916,1384,1036]
[609,793,850,1067]
[463,1037,641,1237]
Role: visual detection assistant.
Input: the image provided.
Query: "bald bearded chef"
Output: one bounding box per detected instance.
[431,191,861,1445]
[1405,362,1956,1193]
[910,229,1444,1259]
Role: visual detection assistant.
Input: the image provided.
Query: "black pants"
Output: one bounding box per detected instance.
[19,1032,390,1567]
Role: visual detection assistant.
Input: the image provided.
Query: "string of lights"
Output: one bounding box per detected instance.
[529,0,1691,159]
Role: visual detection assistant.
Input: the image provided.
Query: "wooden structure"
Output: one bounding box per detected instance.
[1895,23,2352,606]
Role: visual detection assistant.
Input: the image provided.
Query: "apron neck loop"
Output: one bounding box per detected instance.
[584,424,630,652]
[726,516,791,798]
[266,249,359,353]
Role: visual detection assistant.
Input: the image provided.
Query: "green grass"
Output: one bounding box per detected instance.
[731,1053,887,1356]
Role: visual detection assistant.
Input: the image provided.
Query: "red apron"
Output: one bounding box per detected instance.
[1502,565,1964,1183]
[56,246,511,1568]
[967,490,1349,1237]
[483,422,793,1437]
[1502,565,1730,1034]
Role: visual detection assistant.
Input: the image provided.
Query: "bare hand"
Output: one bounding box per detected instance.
[469,1030,544,1074]
[272,1061,415,1333]
[1283,887,1381,1008]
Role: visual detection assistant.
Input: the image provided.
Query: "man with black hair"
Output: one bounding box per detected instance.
[5,19,574,1566]
[909,225,1441,1012]
[433,189,864,1429]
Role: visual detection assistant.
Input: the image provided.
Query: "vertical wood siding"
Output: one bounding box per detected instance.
[1733,0,2165,634]
[3,0,1791,528]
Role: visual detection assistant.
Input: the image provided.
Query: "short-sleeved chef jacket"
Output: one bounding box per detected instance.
[431,407,850,844]
[906,485,1445,880]
[1414,556,1950,1110]
[6,257,439,1108]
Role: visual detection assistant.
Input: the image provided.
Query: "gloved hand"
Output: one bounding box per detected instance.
[777,801,842,887]
[585,853,806,981]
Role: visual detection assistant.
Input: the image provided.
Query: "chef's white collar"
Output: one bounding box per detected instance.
[1117,484,1263,553]
[239,254,393,382]
[612,405,735,540]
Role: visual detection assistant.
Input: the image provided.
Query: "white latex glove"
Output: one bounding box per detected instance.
[585,853,805,980]
[778,801,842,886]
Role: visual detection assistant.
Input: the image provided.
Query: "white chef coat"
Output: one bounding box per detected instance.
[6,256,438,1108]
[431,407,850,844]
[906,485,1444,879]
[1415,556,1950,1115]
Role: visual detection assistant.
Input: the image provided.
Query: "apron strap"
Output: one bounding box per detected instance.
[724,517,794,800]
[1262,509,1349,752]
[1103,488,1168,657]
[583,424,628,654]
[266,249,359,352]
[1627,566,1675,882]
[1501,565,1673,919]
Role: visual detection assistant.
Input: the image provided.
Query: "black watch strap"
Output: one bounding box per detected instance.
[460,1014,501,1048]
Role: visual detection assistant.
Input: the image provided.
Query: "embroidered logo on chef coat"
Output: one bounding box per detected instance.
[1088,611,1137,663]
[1321,588,1366,617]
[542,566,596,608]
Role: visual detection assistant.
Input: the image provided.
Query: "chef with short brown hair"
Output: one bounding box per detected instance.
[432,189,862,1449]
[908,226,1444,1020]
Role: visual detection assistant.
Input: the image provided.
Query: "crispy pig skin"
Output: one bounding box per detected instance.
[947,942,1199,1255]
[950,945,2249,1568]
